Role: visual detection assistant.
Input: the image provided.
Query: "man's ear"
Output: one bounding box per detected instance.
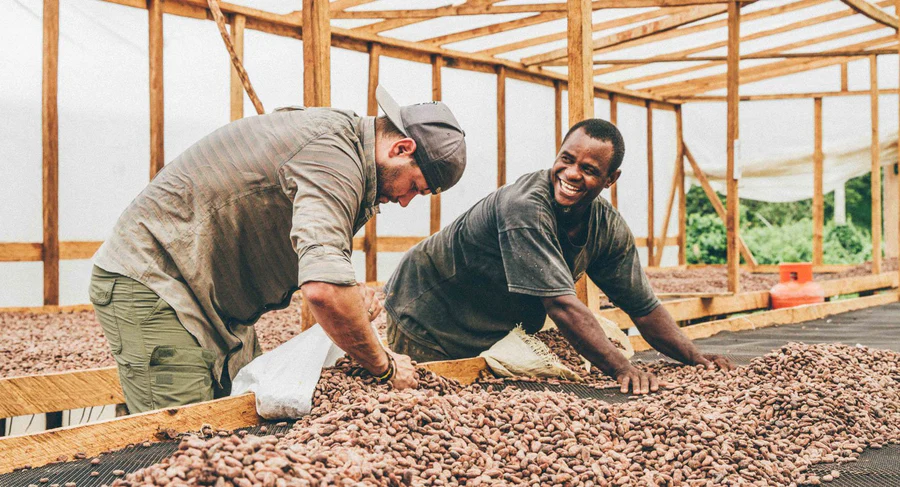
[605,169,622,188]
[390,137,417,158]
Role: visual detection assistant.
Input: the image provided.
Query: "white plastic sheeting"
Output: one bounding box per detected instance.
[3,0,899,306]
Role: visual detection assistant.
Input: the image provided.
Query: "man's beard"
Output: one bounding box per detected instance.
[376,163,404,202]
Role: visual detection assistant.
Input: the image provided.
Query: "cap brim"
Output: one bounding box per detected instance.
[375,85,410,137]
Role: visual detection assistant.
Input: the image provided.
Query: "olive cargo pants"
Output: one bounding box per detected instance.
[89,266,225,414]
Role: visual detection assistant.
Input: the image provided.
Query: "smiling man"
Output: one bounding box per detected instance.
[383,119,732,395]
[90,87,466,413]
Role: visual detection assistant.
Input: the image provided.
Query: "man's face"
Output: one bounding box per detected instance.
[374,137,431,207]
[550,128,620,210]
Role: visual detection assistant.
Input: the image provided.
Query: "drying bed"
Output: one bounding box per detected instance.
[2,303,899,486]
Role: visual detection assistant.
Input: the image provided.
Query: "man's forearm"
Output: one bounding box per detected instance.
[544,295,631,377]
[301,282,390,375]
[632,305,701,365]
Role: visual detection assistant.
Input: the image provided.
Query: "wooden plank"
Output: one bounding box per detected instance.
[726,0,741,294]
[523,5,727,67]
[208,0,264,116]
[569,0,593,307]
[653,151,679,266]
[871,54,883,274]
[683,144,757,266]
[598,49,898,64]
[480,7,680,57]
[42,0,60,306]
[430,54,443,235]
[149,0,164,180]
[631,291,899,352]
[609,94,618,207]
[0,304,94,314]
[364,43,379,282]
[819,272,897,296]
[678,87,900,102]
[646,101,655,266]
[61,241,103,260]
[813,97,824,265]
[897,0,900,262]
[0,368,123,418]
[420,357,487,386]
[841,61,850,91]
[0,394,261,474]
[426,12,563,48]
[351,236,426,253]
[842,0,898,28]
[0,243,43,262]
[555,80,563,150]
[676,105,687,266]
[229,13,246,121]
[497,66,507,188]
[302,0,330,107]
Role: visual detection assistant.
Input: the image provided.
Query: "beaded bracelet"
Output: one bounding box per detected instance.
[374,352,395,384]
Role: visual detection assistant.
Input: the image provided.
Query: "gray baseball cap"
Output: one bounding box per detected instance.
[376,85,466,194]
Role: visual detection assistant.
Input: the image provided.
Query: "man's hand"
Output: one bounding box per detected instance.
[615,365,659,395]
[693,353,736,371]
[357,282,383,322]
[387,350,418,390]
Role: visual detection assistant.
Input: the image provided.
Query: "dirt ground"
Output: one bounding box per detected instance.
[1,259,894,378]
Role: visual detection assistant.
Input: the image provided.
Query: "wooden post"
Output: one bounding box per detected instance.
[302,0,330,107]
[364,43,380,283]
[149,0,164,179]
[870,54,882,274]
[646,101,655,266]
[300,0,331,330]
[430,55,443,235]
[554,80,563,151]
[229,14,246,122]
[609,94,618,208]
[840,62,849,92]
[568,0,594,305]
[813,97,824,266]
[726,0,741,293]
[42,0,59,306]
[676,105,687,266]
[896,5,900,263]
[497,66,507,188]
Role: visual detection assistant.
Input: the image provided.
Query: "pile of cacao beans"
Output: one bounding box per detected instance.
[109,342,900,487]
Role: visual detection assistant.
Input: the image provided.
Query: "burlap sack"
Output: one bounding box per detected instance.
[479,326,582,381]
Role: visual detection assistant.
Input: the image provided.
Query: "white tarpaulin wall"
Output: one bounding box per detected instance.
[2,0,896,306]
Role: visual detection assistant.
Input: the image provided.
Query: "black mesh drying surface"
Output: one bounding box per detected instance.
[0,422,293,487]
[484,380,634,403]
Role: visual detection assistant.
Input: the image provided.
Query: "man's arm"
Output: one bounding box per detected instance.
[543,294,658,394]
[302,281,418,389]
[631,304,735,371]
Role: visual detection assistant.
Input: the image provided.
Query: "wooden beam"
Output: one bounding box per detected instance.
[0,394,261,474]
[813,97,824,265]
[676,105,686,265]
[42,0,60,306]
[430,54,443,235]
[302,0,330,107]
[351,236,426,252]
[897,0,900,262]
[654,149,680,266]
[229,14,246,121]
[555,80,563,150]
[0,241,103,262]
[841,61,849,91]
[569,0,593,306]
[841,0,898,28]
[497,66,507,188]
[523,5,727,67]
[726,0,741,294]
[330,0,376,11]
[425,12,562,48]
[871,54,883,274]
[364,42,379,283]
[684,144,757,267]
[609,94,618,208]
[0,368,123,418]
[676,87,900,102]
[597,49,900,64]
[630,291,899,352]
[149,0,164,179]
[479,7,681,57]
[646,101,655,266]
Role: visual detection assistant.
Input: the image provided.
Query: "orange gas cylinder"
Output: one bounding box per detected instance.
[770,263,825,309]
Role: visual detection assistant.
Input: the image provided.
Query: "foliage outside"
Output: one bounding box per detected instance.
[684,173,877,265]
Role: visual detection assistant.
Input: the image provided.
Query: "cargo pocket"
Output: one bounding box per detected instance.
[89,278,122,355]
[148,345,216,408]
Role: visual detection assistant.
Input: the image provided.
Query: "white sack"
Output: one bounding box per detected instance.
[231,324,345,420]
[479,326,582,381]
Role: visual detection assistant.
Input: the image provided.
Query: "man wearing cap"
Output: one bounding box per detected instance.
[383,118,733,395]
[90,87,466,413]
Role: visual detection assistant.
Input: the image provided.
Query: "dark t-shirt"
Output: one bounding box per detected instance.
[383,169,660,359]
